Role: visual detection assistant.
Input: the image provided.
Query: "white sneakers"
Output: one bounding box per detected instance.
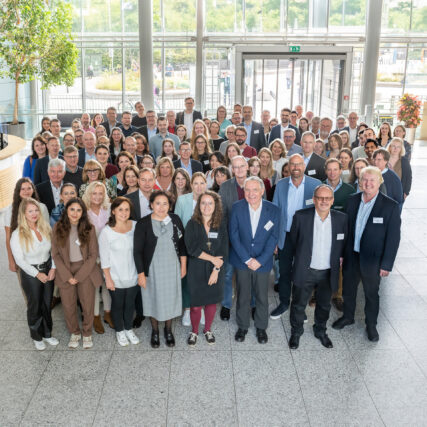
[68,333,81,349]
[34,340,46,351]
[116,331,129,346]
[43,337,59,346]
[125,329,140,345]
[83,336,93,349]
[182,309,191,326]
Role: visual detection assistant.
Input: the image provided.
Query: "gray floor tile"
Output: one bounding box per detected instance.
[380,295,427,320]
[403,274,427,296]
[0,351,51,425]
[394,257,427,276]
[21,350,112,425]
[167,351,237,425]
[378,273,419,296]
[93,351,171,426]
[233,350,309,426]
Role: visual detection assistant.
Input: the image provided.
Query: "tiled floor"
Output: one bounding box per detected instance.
[1,142,427,426]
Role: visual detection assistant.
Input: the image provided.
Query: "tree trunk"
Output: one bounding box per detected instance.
[13,79,19,125]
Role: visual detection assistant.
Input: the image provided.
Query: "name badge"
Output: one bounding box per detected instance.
[75,239,81,246]
[337,233,344,240]
[306,198,313,205]
[264,220,274,231]
[308,170,316,176]
[204,160,209,165]
[163,216,171,225]
[373,217,383,224]
[342,170,350,175]
[254,129,259,134]
[208,232,218,239]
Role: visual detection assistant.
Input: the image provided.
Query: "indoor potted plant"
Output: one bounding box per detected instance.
[0,0,78,139]
[397,93,421,145]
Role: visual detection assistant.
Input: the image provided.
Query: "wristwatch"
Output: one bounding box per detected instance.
[214,267,221,271]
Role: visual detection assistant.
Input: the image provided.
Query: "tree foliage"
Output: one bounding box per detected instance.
[0,0,79,123]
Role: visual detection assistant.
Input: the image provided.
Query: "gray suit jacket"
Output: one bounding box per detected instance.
[218,177,239,223]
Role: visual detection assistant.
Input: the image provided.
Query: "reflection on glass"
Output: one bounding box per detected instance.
[329,0,366,29]
[82,0,122,33]
[382,0,410,32]
[163,0,196,33]
[288,0,309,32]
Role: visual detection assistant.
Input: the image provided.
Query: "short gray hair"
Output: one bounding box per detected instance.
[283,128,296,136]
[314,184,334,197]
[48,158,66,171]
[244,176,265,191]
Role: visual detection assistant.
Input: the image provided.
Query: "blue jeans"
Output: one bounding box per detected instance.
[222,261,234,309]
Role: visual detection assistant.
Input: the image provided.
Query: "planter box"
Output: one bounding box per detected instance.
[1,122,26,139]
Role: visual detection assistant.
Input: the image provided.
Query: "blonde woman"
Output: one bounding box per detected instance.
[258,147,278,200]
[155,157,175,191]
[10,198,58,351]
[387,137,412,199]
[327,134,343,158]
[79,159,116,200]
[339,130,351,148]
[269,138,287,177]
[189,119,211,151]
[82,182,113,334]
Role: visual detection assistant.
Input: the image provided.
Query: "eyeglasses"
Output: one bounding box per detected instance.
[181,148,191,152]
[64,155,78,159]
[86,169,100,173]
[314,196,333,202]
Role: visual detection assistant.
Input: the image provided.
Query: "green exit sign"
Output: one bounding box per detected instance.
[289,46,301,53]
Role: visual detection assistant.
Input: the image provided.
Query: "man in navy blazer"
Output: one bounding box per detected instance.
[33,136,63,185]
[288,185,348,350]
[173,142,203,177]
[77,131,97,168]
[268,107,301,145]
[270,154,321,320]
[333,166,401,342]
[239,105,266,153]
[229,176,280,344]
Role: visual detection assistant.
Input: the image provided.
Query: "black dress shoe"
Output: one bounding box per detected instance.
[314,333,333,348]
[133,314,145,329]
[251,307,256,320]
[332,317,355,330]
[164,328,175,347]
[51,296,61,309]
[289,334,300,349]
[235,328,248,342]
[332,297,344,312]
[256,328,268,344]
[151,330,160,348]
[366,325,379,342]
[220,306,230,321]
[274,283,279,293]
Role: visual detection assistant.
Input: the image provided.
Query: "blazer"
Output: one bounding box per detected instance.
[138,125,159,143]
[33,155,64,186]
[125,190,144,220]
[36,180,57,214]
[229,199,280,272]
[51,226,102,289]
[304,152,326,181]
[101,120,121,137]
[269,124,301,145]
[273,175,321,249]
[133,213,186,277]
[382,169,404,207]
[399,156,412,196]
[77,148,94,168]
[290,207,348,292]
[331,126,350,135]
[218,177,240,223]
[176,110,203,125]
[174,192,195,227]
[239,121,266,153]
[173,159,203,175]
[343,192,401,277]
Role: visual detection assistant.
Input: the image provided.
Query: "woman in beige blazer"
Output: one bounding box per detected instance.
[51,198,102,349]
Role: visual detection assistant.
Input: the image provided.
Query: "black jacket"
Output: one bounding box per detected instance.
[133,213,187,277]
[304,152,326,181]
[290,207,348,292]
[33,155,63,186]
[176,110,203,125]
[173,159,203,174]
[138,125,159,143]
[35,180,56,214]
[101,121,121,137]
[239,121,266,153]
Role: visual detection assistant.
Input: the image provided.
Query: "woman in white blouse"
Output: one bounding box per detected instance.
[10,198,58,351]
[98,196,140,347]
[82,181,112,334]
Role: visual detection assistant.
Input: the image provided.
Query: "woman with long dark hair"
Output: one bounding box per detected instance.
[10,198,58,350]
[22,136,47,180]
[51,198,102,349]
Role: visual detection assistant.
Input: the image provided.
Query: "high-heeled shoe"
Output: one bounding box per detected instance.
[151,330,160,348]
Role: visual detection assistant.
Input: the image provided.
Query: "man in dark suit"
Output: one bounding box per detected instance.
[36,158,66,214]
[63,146,83,192]
[331,115,350,135]
[33,136,63,185]
[333,166,401,341]
[239,105,266,153]
[173,141,203,177]
[301,131,326,181]
[138,110,159,143]
[288,184,348,350]
[119,111,138,137]
[125,167,155,328]
[269,108,301,145]
[229,176,280,344]
[101,106,121,137]
[175,97,202,135]
[77,131,97,168]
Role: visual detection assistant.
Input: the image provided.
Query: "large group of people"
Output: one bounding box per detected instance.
[2,98,407,350]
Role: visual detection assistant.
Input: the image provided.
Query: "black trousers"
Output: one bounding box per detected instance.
[278,232,294,307]
[20,269,54,341]
[135,287,143,316]
[110,285,139,332]
[290,268,332,337]
[235,269,270,330]
[342,252,381,327]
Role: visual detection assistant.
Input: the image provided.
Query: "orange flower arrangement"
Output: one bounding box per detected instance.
[397,94,421,128]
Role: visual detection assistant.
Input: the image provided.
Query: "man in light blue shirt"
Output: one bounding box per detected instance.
[354,193,378,252]
[270,154,321,319]
[148,117,180,159]
[283,129,303,157]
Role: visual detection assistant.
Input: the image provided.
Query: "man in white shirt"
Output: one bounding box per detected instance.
[125,168,155,221]
[319,117,333,143]
[36,158,66,214]
[288,184,348,350]
[78,131,97,167]
[348,112,359,144]
[175,97,202,135]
